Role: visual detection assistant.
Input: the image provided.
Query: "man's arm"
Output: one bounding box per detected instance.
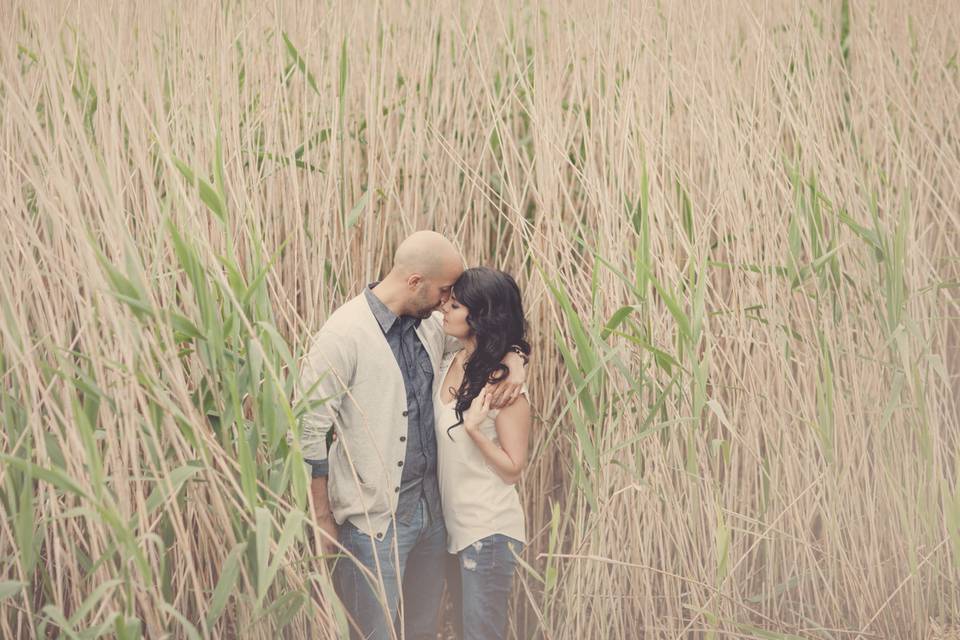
[309,476,337,554]
[488,349,529,409]
[296,329,353,554]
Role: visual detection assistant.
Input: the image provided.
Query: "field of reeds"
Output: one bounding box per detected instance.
[1,0,958,638]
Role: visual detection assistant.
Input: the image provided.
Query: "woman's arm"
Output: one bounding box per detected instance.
[462,386,531,484]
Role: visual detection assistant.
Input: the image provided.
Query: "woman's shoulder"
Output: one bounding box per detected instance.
[489,388,530,420]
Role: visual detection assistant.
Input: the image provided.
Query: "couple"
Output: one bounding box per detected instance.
[297,231,532,639]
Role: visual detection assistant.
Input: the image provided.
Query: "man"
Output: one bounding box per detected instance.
[297,231,526,639]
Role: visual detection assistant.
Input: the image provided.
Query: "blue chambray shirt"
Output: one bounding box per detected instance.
[361,285,443,526]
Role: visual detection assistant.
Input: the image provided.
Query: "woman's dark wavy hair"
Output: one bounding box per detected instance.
[446,267,530,437]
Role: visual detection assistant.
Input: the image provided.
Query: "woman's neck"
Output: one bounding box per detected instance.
[460,337,477,361]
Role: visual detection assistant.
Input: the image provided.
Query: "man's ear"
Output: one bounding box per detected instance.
[407,273,423,289]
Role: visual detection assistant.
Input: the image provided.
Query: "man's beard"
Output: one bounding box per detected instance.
[412,305,435,319]
[410,291,437,318]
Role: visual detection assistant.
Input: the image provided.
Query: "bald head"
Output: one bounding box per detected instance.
[393,230,463,278]
[377,231,464,318]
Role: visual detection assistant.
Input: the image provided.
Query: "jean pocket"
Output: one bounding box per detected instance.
[339,521,374,556]
[492,536,523,571]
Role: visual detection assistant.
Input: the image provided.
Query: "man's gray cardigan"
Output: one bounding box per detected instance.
[297,293,452,539]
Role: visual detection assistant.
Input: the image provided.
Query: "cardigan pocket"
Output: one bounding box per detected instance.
[331,437,379,487]
[327,439,377,514]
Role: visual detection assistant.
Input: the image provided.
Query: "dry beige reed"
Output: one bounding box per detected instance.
[0,0,958,638]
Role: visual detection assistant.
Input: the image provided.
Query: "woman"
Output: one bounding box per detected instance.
[436,267,532,640]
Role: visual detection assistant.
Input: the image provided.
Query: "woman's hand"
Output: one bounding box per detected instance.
[463,385,493,431]
[461,387,531,485]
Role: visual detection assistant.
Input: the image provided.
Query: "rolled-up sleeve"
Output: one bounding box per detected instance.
[296,329,353,477]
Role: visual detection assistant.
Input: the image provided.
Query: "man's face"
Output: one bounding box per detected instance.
[408,261,462,318]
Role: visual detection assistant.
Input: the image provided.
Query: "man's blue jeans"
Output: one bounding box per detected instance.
[447,534,522,640]
[333,498,447,640]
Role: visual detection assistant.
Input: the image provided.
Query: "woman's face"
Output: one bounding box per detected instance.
[440,292,472,339]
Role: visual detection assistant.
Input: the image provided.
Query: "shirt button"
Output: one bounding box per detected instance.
[402,410,409,417]
[394,486,400,493]
[397,461,403,467]
[399,436,406,442]
[376,532,383,540]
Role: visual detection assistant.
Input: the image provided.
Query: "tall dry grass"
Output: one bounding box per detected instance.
[1,0,958,638]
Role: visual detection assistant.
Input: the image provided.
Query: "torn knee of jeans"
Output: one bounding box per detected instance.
[462,556,478,571]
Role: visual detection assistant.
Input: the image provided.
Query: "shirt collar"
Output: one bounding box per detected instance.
[363,283,421,333]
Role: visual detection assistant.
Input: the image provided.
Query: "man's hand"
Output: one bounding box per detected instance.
[489,350,527,409]
[310,477,339,556]
[315,513,339,556]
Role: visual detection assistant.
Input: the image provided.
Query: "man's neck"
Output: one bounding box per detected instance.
[370,279,409,317]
